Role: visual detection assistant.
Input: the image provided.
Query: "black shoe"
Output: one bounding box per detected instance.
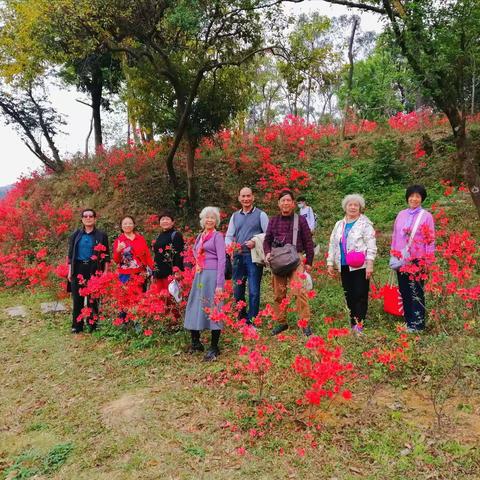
[271,324,289,336]
[71,328,83,334]
[190,341,205,353]
[302,326,313,337]
[203,347,220,362]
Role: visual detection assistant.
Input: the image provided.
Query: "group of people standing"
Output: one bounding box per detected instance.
[67,183,435,361]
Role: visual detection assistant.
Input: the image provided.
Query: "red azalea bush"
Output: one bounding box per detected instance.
[0,113,478,453]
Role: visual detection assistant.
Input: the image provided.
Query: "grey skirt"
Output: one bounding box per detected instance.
[184,269,223,331]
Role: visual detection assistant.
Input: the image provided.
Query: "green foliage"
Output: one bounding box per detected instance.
[278,12,341,119]
[369,138,406,186]
[3,443,74,479]
[337,34,420,120]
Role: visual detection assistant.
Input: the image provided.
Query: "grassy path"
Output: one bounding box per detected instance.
[1,291,480,480]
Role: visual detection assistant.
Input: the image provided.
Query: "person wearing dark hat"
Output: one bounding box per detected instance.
[390,184,435,332]
[67,208,110,333]
[263,189,314,336]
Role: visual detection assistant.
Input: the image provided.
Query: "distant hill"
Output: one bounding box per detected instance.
[0,185,12,199]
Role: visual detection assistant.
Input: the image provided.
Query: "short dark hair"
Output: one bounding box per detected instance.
[159,210,175,221]
[405,184,427,202]
[278,189,294,201]
[297,196,306,202]
[81,208,96,218]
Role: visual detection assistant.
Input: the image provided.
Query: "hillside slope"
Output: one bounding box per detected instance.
[1,114,479,479]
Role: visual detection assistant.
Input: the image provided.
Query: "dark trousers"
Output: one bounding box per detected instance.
[397,271,425,330]
[71,262,99,331]
[340,266,370,326]
[232,254,263,323]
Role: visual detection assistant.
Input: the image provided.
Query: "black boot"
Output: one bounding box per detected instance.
[271,323,289,336]
[190,330,204,353]
[204,330,221,361]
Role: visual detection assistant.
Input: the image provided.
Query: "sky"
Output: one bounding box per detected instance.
[0,0,384,187]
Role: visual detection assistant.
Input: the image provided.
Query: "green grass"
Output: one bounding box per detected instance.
[1,290,480,479]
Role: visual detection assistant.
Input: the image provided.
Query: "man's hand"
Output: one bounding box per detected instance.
[265,253,271,264]
[67,269,72,283]
[327,265,336,278]
[245,240,255,249]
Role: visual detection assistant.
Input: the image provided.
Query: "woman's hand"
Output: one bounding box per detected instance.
[327,265,336,278]
[174,271,183,281]
[116,241,126,252]
[366,260,374,279]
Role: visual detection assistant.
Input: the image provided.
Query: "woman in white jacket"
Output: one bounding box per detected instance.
[327,194,377,334]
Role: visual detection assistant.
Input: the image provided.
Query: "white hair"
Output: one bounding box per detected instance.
[199,206,221,228]
[341,194,366,212]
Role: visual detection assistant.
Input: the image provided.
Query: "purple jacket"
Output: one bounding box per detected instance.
[391,208,435,261]
[193,231,226,288]
[263,213,315,265]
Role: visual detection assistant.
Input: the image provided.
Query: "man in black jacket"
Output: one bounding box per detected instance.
[67,208,110,333]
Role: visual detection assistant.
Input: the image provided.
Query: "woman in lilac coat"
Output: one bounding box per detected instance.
[184,206,226,361]
[390,185,435,332]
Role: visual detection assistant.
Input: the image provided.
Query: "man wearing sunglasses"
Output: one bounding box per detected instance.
[67,208,110,333]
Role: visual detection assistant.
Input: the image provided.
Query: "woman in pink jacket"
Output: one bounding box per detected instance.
[390,185,435,332]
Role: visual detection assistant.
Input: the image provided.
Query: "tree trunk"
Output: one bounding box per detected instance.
[185,133,198,208]
[471,58,476,116]
[90,65,103,148]
[445,106,480,217]
[306,77,312,123]
[342,17,359,139]
[164,69,205,190]
[85,113,94,157]
[460,135,480,216]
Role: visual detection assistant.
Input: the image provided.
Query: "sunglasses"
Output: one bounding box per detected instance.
[82,214,95,218]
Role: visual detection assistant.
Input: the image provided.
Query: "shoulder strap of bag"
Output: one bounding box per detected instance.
[170,230,177,242]
[406,210,425,250]
[292,214,299,246]
[340,220,348,255]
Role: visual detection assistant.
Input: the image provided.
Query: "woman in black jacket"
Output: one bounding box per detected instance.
[152,211,185,321]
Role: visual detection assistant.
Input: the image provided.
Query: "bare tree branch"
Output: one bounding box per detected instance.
[321,0,387,15]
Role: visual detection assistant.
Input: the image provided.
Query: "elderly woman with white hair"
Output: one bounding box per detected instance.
[184,206,226,361]
[327,194,377,334]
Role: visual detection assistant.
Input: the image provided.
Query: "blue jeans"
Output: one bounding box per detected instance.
[397,271,425,330]
[233,254,263,323]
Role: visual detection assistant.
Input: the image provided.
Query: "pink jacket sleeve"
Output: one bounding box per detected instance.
[390,213,401,252]
[423,211,436,256]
